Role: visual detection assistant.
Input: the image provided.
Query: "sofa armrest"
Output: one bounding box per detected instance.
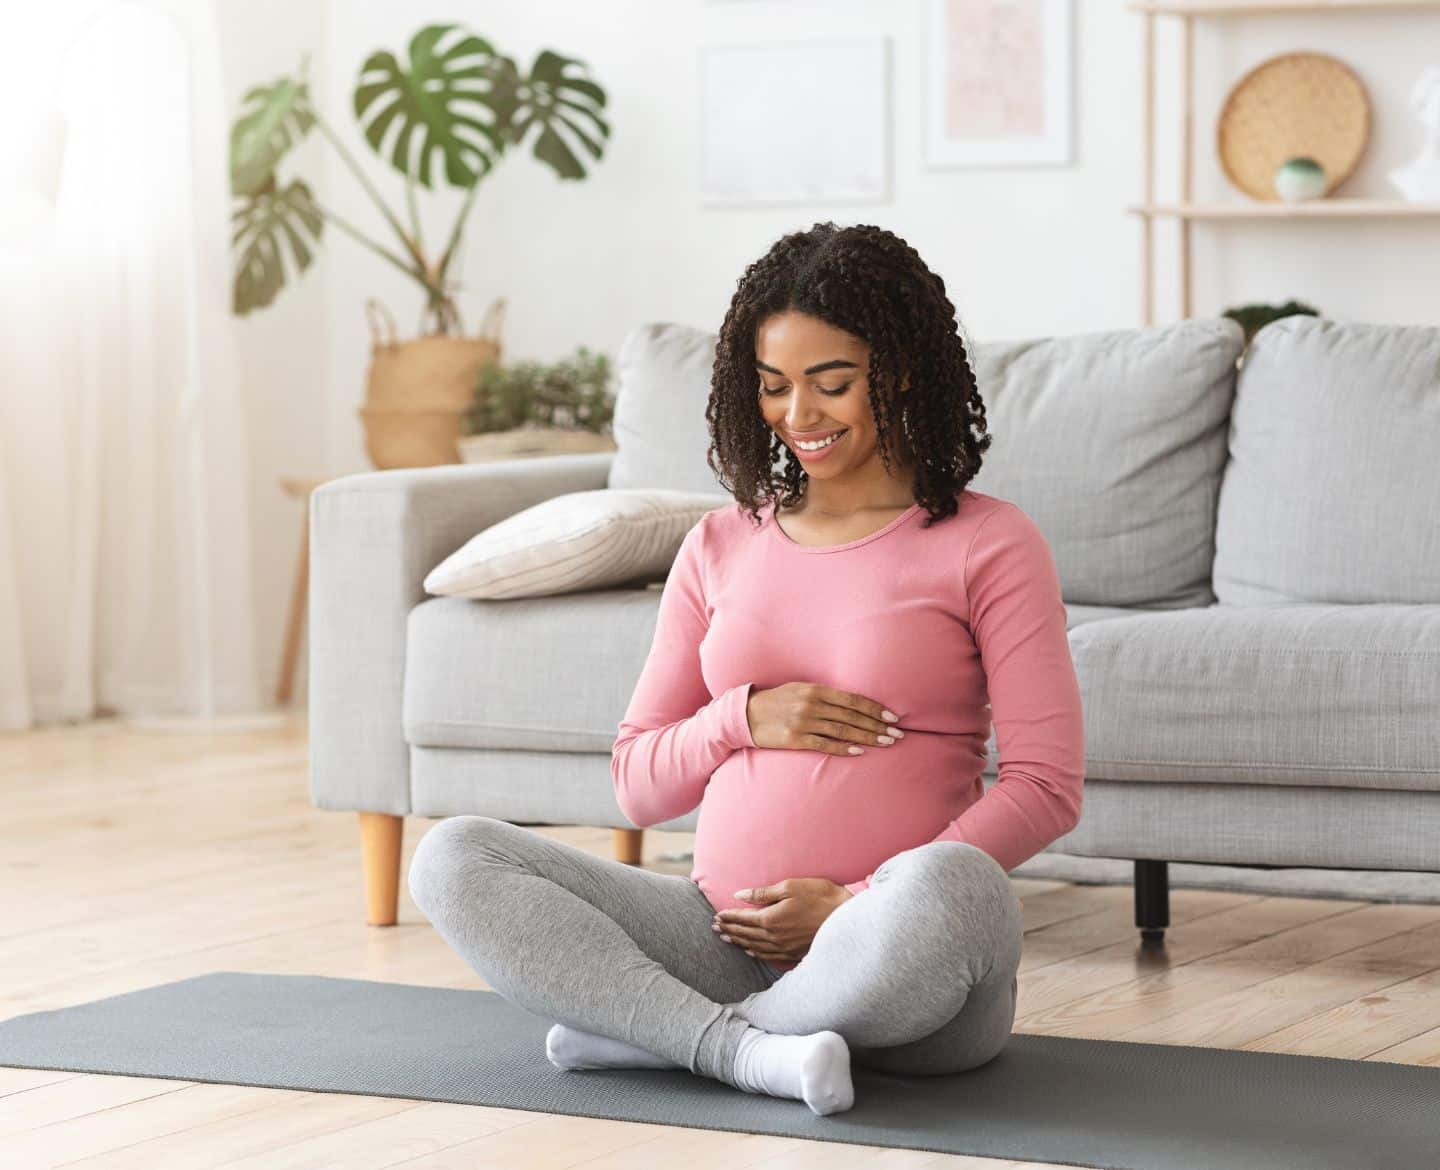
[307,450,616,815]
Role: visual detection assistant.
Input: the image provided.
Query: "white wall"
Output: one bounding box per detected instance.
[314,0,1141,482]
[221,0,329,704]
[224,0,1439,700]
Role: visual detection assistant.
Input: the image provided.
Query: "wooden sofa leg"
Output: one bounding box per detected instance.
[1134,858,1169,947]
[613,828,643,866]
[359,812,404,926]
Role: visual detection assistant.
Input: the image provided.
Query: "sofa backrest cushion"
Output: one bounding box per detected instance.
[608,322,730,496]
[1213,315,1440,605]
[966,317,1243,608]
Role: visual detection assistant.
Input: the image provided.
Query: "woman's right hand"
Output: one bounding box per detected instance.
[744,683,904,755]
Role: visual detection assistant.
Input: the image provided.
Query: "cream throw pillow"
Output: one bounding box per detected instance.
[423,488,733,600]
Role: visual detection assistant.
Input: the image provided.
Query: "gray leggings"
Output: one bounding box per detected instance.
[407,815,1023,1088]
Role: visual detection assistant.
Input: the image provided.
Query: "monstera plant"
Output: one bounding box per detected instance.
[229,24,609,333]
[228,24,610,469]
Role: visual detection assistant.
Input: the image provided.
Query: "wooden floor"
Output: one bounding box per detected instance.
[3,717,1439,1170]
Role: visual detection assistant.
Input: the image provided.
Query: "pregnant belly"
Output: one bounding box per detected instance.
[690,734,984,919]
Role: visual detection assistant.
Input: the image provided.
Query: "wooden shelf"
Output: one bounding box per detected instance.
[1128,0,1440,14]
[1130,199,1440,218]
[1132,0,1440,323]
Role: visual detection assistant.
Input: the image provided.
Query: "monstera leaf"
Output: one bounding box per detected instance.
[505,49,609,180]
[230,77,316,198]
[353,24,515,189]
[226,25,610,322]
[231,179,324,315]
[353,24,608,189]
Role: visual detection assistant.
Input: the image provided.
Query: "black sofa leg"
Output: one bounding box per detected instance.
[1134,859,1169,946]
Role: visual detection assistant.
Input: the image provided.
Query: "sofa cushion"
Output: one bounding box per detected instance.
[966,317,1243,609]
[403,594,1139,753]
[1213,316,1440,605]
[403,591,655,752]
[1061,603,1440,792]
[608,322,733,496]
[608,318,1243,609]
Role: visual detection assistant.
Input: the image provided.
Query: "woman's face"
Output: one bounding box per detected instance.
[754,309,907,480]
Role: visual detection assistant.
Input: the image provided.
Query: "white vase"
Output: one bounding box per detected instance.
[1274,158,1327,202]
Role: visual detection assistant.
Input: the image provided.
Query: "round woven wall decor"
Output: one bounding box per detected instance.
[1216,51,1371,201]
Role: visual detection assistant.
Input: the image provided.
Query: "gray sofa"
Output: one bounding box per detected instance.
[308,314,1440,942]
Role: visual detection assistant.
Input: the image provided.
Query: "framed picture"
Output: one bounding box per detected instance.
[700,37,890,205]
[924,0,1073,167]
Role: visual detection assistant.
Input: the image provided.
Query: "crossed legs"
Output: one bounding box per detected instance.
[407,815,1023,1094]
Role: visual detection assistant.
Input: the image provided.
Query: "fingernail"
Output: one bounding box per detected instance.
[882,710,898,721]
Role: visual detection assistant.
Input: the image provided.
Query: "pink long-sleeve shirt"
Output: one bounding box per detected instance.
[611,488,1085,973]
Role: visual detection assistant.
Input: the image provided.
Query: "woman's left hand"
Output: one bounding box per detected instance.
[713,877,853,963]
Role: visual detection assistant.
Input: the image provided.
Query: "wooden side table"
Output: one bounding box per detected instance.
[277,475,333,707]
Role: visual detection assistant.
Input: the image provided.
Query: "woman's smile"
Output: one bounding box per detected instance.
[790,427,850,459]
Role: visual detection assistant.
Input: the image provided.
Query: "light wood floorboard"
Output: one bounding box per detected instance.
[2,716,1437,1168]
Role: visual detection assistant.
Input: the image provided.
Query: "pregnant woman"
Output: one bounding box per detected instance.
[408,221,1086,1116]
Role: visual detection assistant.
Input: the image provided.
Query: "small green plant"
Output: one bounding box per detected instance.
[1221,300,1321,348]
[464,347,615,435]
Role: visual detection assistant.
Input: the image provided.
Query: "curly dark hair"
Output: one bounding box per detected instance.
[705,221,992,531]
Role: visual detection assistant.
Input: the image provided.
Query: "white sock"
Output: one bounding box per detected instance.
[545,1022,683,1071]
[730,1024,854,1116]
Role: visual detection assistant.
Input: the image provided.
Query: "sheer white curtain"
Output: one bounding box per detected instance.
[0,0,267,730]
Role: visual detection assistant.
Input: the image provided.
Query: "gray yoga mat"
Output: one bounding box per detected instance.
[1,971,1436,1170]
